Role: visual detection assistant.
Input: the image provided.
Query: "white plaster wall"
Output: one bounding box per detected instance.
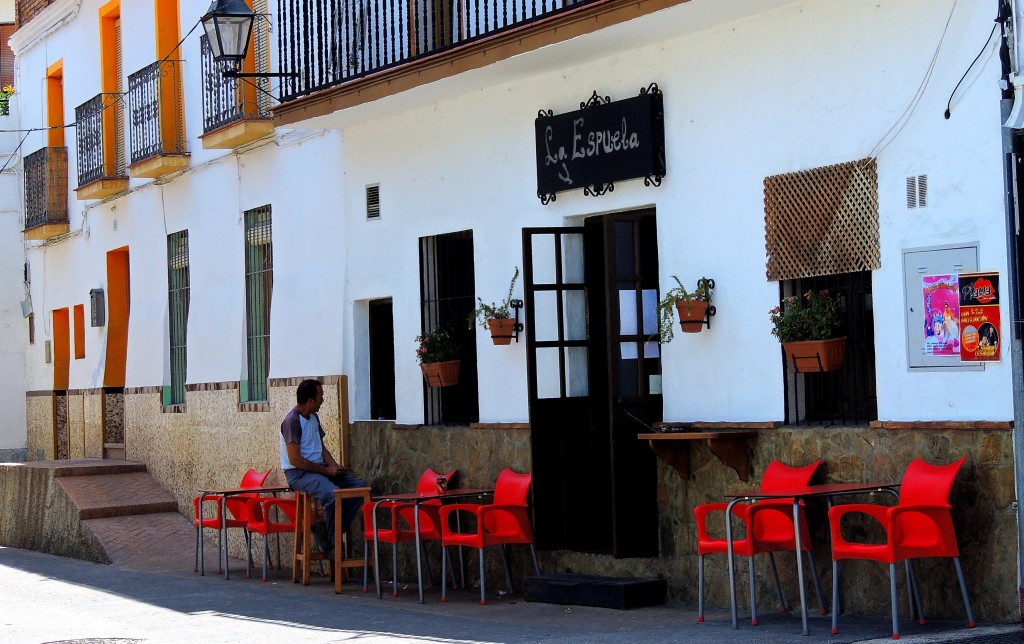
[340,0,1011,423]
[12,0,1014,427]
[0,169,27,453]
[0,1,14,24]
[17,0,346,393]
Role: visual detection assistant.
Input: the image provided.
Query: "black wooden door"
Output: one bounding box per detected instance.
[523,211,660,558]
[591,212,660,558]
[523,227,609,552]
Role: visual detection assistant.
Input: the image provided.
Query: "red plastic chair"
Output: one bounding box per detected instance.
[246,495,298,582]
[361,468,458,595]
[438,468,540,605]
[828,456,975,639]
[193,467,272,574]
[694,459,825,624]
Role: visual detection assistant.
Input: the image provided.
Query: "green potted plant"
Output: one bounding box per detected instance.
[468,267,521,345]
[416,328,461,386]
[656,276,714,342]
[769,289,846,372]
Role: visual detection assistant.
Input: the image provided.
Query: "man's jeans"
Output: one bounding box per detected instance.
[285,469,366,548]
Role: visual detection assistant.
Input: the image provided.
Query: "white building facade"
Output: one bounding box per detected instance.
[6,0,1022,622]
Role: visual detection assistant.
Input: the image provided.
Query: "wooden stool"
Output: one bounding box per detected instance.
[334,486,374,594]
[292,491,333,586]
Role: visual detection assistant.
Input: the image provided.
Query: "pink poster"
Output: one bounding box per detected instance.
[922,275,959,356]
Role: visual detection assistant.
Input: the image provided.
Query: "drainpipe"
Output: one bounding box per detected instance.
[999,0,1024,622]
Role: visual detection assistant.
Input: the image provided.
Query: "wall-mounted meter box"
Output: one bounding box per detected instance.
[90,288,106,327]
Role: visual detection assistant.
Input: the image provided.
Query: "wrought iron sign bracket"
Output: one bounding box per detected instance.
[535,84,666,204]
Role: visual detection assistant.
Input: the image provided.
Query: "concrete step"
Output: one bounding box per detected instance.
[30,458,146,477]
[103,443,126,460]
[58,471,179,520]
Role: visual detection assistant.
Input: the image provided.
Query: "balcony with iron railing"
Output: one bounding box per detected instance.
[127,60,189,178]
[200,33,274,149]
[23,146,69,240]
[74,93,129,200]
[271,0,676,125]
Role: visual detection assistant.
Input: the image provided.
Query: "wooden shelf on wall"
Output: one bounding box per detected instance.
[637,426,763,481]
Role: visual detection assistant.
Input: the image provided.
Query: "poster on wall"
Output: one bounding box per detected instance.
[958,272,1001,362]
[921,274,960,356]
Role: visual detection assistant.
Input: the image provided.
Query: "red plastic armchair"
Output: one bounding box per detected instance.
[193,467,272,574]
[246,495,298,582]
[828,456,975,639]
[439,468,540,605]
[694,459,824,624]
[361,468,457,595]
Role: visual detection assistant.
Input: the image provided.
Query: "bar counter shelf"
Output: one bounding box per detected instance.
[637,422,775,481]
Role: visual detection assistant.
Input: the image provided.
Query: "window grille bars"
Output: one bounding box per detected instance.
[276,0,599,102]
[127,60,186,165]
[167,231,190,406]
[24,147,68,231]
[244,206,273,402]
[75,93,126,186]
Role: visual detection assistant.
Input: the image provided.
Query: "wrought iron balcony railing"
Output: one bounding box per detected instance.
[201,34,272,133]
[127,60,186,165]
[24,146,68,231]
[75,93,126,186]
[276,0,595,102]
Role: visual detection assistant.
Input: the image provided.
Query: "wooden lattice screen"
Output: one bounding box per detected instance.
[764,158,880,281]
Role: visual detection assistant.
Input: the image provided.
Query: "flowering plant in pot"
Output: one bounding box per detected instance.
[468,267,521,345]
[769,289,846,372]
[0,85,14,116]
[656,276,714,342]
[416,328,461,386]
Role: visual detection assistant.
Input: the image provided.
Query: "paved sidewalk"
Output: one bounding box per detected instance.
[1,545,1015,644]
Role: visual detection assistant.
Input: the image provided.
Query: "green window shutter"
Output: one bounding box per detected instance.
[243,206,272,402]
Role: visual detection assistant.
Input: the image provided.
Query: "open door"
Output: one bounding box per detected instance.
[523,209,660,558]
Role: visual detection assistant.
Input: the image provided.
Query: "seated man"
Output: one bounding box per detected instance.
[280,378,366,557]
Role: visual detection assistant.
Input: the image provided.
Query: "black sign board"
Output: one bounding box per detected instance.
[535,86,665,203]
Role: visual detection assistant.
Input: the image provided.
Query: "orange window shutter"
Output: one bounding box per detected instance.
[53,308,70,391]
[73,304,85,359]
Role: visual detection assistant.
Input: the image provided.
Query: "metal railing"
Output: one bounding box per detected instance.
[75,93,126,186]
[24,146,68,230]
[276,0,596,102]
[127,60,186,165]
[201,33,271,133]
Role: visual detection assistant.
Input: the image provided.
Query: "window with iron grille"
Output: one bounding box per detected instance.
[244,206,273,402]
[166,230,189,406]
[766,160,879,425]
[419,230,478,425]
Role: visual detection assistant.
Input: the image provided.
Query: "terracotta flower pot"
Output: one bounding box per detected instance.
[675,300,709,333]
[782,337,846,372]
[487,318,516,345]
[420,360,461,387]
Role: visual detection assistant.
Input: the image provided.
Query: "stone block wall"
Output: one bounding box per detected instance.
[347,422,1016,622]
[124,377,347,559]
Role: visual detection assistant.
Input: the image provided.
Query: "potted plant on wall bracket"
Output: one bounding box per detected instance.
[656,276,715,342]
[468,267,523,345]
[416,328,461,386]
[769,289,846,372]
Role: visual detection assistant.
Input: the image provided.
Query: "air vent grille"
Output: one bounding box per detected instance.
[366,184,380,219]
[906,174,928,209]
